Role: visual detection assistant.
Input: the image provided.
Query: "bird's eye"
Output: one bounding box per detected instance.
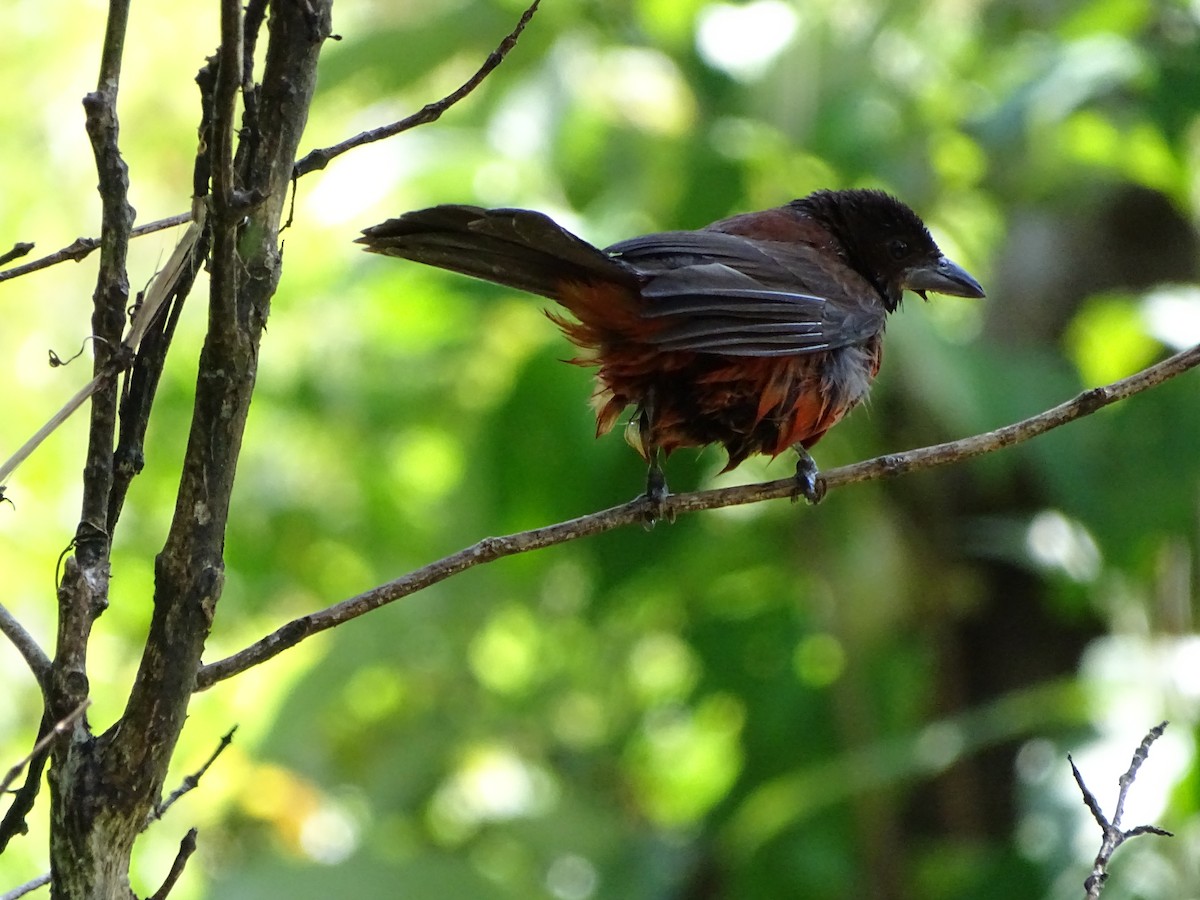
[887,238,909,260]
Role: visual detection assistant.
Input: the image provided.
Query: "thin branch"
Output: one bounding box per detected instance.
[197,341,1200,689]
[292,0,541,177]
[146,829,198,900]
[0,700,90,798]
[0,603,51,691]
[0,710,52,852]
[0,872,51,900]
[0,214,205,492]
[0,215,190,285]
[1071,722,1173,898]
[145,727,237,828]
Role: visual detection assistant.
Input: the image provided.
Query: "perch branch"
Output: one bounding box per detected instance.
[292,0,541,177]
[196,341,1200,689]
[1070,722,1173,898]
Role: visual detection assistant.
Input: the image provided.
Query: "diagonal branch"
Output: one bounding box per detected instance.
[196,341,1200,690]
[292,0,541,177]
[0,701,91,850]
[0,216,206,493]
[0,603,51,691]
[146,828,198,900]
[0,214,191,286]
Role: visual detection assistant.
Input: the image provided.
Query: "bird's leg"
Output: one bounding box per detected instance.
[791,444,826,504]
[644,447,672,525]
[637,391,673,526]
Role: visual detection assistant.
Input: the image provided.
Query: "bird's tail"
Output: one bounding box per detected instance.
[357,205,638,301]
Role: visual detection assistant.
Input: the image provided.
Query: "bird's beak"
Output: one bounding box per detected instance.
[903,256,985,301]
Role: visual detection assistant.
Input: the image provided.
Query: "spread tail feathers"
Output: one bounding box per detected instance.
[357,205,638,300]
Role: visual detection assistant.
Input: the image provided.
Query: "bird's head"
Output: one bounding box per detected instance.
[794,189,985,312]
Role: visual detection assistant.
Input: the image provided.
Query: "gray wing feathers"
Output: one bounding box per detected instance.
[608,232,886,357]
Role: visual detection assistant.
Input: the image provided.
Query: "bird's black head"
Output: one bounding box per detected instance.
[792,189,984,312]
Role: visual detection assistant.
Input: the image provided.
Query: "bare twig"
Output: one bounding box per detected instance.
[0,212,205,492]
[0,603,51,690]
[146,829,198,900]
[1071,722,1173,898]
[0,215,190,285]
[196,342,1200,689]
[292,0,541,177]
[0,872,51,900]
[145,727,237,828]
[0,700,90,798]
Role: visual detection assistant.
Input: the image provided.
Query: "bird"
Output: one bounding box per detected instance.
[357,189,984,520]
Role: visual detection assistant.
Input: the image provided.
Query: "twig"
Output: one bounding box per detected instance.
[291,0,541,177]
[0,603,51,690]
[0,243,34,267]
[0,872,51,900]
[0,0,539,289]
[0,211,206,492]
[196,341,1200,689]
[1071,722,1173,898]
[0,215,190,285]
[145,727,237,828]
[147,828,198,900]
[0,700,90,798]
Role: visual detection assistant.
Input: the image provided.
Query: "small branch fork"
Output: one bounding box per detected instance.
[196,340,1200,689]
[1070,722,1173,898]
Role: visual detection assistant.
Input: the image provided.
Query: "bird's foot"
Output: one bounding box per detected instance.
[791,449,826,505]
[640,464,674,528]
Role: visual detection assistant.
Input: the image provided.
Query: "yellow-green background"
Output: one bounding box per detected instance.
[2,0,1199,897]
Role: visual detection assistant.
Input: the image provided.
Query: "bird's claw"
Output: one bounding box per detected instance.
[791,453,826,505]
[641,466,674,528]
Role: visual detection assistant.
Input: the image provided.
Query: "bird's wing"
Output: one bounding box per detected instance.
[606,231,887,357]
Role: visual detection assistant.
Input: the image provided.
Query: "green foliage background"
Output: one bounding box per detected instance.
[2,0,1200,897]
